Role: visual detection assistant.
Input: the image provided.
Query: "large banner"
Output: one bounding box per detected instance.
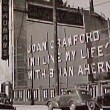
[2,0,9,60]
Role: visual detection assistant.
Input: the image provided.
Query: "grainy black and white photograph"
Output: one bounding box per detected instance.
[0,0,110,110]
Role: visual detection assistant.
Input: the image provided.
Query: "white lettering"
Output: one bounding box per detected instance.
[63,67,67,76]
[78,65,84,75]
[106,61,110,72]
[27,44,31,53]
[42,70,46,79]
[93,31,100,41]
[84,64,90,75]
[98,62,105,73]
[86,48,90,59]
[30,57,35,66]
[28,71,32,80]
[49,55,54,63]
[42,42,47,51]
[58,52,62,63]
[71,51,76,60]
[62,38,67,47]
[37,57,40,65]
[81,49,86,59]
[50,40,54,49]
[35,70,40,79]
[68,36,72,46]
[73,35,78,45]
[32,44,36,53]
[50,69,54,78]
[86,32,92,42]
[43,56,47,65]
[98,45,104,57]
[68,67,74,76]
[36,43,42,51]
[91,47,96,57]
[57,39,61,48]
[91,63,96,74]
[66,51,71,61]
[80,34,85,43]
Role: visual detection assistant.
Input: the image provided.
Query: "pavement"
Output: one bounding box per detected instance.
[14,105,108,110]
[14,105,61,110]
[14,105,48,110]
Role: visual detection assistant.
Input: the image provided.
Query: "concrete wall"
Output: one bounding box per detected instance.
[14,0,28,89]
[84,11,109,80]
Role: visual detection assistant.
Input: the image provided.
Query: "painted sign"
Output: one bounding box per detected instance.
[27,30,110,80]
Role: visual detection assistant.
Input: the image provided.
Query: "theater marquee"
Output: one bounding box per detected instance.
[2,0,9,60]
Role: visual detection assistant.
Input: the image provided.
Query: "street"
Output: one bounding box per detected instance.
[14,105,47,110]
[14,105,105,110]
[14,105,61,110]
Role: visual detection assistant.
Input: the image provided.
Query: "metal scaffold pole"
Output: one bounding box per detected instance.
[53,0,59,96]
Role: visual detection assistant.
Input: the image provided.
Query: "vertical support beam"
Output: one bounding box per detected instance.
[31,35,34,105]
[11,0,15,91]
[15,40,18,88]
[53,0,59,96]
[98,81,101,96]
[107,18,110,41]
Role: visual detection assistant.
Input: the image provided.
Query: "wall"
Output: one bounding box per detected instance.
[14,0,28,89]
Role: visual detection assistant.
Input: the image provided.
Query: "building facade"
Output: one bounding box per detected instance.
[0,0,14,96]
[11,0,110,104]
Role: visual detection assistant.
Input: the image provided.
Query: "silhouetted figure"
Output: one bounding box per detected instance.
[50,0,63,6]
